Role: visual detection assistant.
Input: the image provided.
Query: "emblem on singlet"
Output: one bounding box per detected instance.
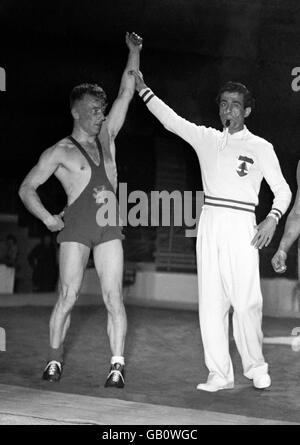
[236,155,254,177]
[93,185,110,205]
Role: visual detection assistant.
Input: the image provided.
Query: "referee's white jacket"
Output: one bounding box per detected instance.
[139,88,292,218]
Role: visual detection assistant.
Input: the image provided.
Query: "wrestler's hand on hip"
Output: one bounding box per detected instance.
[126,31,143,52]
[43,214,64,232]
[128,70,147,92]
[251,216,277,249]
[271,249,287,274]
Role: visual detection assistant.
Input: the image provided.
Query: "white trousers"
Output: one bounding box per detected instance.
[196,205,268,383]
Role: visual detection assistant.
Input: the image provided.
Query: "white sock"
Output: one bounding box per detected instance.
[111,355,125,366]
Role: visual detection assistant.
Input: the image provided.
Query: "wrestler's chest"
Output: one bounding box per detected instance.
[64,153,98,172]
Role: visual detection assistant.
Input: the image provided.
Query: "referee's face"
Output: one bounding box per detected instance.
[219,91,251,134]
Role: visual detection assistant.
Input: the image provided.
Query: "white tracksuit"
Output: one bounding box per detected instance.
[139,88,292,383]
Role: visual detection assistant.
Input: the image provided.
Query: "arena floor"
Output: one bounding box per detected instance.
[0,302,300,425]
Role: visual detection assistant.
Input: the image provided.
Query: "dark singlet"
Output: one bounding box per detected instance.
[57,136,124,248]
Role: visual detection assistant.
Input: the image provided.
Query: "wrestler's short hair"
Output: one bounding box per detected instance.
[70,83,108,110]
[216,81,255,110]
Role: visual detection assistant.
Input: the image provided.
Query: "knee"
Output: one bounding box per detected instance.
[58,285,79,313]
[103,289,124,315]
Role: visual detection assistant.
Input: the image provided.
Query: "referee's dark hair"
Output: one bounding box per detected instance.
[216,81,255,110]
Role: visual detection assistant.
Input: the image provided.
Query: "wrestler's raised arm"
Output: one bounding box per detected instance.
[18,146,64,232]
[105,32,142,139]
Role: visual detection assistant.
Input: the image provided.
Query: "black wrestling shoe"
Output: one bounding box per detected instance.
[105,363,125,388]
[42,360,63,382]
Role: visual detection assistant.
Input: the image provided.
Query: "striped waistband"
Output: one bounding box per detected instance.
[204,195,256,213]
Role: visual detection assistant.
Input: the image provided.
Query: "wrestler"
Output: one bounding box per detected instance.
[19,32,143,388]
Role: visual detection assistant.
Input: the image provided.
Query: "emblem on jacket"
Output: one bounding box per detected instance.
[236,155,254,177]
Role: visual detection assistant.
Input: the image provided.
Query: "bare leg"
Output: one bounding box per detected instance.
[49,242,90,351]
[93,239,126,357]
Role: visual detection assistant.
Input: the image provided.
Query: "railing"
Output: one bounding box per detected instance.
[154,251,197,272]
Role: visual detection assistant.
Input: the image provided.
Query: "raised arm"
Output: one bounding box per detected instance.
[272,161,300,273]
[105,32,142,139]
[129,70,203,150]
[18,146,64,232]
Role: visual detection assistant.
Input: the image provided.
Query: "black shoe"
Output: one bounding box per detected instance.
[42,360,63,382]
[105,363,125,388]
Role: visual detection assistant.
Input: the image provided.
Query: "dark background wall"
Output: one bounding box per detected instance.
[0,0,300,274]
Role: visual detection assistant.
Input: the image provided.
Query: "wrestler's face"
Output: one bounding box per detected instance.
[219,91,251,134]
[73,94,106,135]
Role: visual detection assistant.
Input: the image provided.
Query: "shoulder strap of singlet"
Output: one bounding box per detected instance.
[68,135,89,160]
[95,136,103,159]
[68,135,100,167]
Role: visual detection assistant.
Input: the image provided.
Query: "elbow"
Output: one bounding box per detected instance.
[18,183,29,202]
[18,185,24,200]
[283,184,293,206]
